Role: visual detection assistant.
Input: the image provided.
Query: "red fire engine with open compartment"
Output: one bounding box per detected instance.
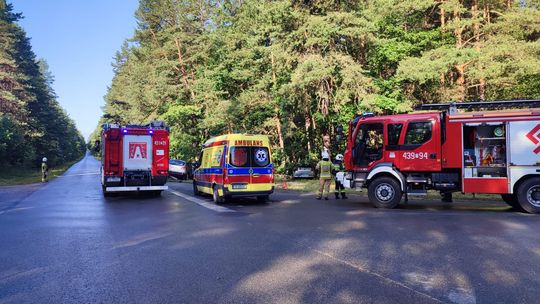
[100,121,169,196]
[344,100,540,213]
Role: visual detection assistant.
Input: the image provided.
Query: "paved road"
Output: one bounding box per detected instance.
[1,154,539,304]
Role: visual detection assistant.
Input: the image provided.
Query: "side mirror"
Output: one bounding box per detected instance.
[193,161,200,169]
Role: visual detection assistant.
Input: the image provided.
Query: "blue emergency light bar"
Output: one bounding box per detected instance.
[362,112,375,118]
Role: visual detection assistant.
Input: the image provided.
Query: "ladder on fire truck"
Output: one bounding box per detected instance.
[417,99,540,114]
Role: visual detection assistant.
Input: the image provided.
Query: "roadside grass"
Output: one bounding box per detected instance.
[0,160,79,186]
[274,175,501,201]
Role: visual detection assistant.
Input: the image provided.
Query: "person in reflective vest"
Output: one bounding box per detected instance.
[316,152,332,200]
[333,154,347,199]
[41,157,48,182]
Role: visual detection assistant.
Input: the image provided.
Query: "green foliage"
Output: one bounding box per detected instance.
[0,1,85,169]
[94,0,540,168]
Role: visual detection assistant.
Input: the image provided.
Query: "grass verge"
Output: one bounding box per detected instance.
[0,160,79,186]
[275,175,500,201]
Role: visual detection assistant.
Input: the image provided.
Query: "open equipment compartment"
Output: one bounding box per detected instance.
[462,122,507,178]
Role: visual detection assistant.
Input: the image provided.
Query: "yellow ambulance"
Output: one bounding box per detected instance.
[193,134,274,203]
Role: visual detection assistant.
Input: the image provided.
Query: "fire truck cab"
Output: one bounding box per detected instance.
[100,121,169,196]
[344,100,540,213]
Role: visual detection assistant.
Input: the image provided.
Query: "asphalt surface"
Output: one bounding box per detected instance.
[1,154,540,304]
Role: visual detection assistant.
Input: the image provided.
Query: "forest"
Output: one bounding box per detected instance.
[0,1,86,168]
[91,0,540,171]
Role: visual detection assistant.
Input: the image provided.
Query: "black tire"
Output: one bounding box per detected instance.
[193,180,200,196]
[367,176,402,209]
[257,195,269,203]
[213,186,225,204]
[153,190,162,196]
[501,194,521,209]
[516,177,540,214]
[102,186,111,197]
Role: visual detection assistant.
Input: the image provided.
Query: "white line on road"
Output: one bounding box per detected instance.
[168,190,237,213]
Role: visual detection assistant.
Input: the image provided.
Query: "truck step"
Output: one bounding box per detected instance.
[407,189,427,196]
[406,177,428,183]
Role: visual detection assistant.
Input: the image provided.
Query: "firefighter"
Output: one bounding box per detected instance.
[316,152,333,200]
[41,157,48,182]
[333,154,347,199]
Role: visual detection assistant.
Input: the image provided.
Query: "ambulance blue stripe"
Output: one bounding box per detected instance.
[198,165,273,176]
[200,168,222,174]
[225,167,273,175]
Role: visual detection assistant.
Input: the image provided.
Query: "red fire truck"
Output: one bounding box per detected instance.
[100,121,169,196]
[343,100,540,213]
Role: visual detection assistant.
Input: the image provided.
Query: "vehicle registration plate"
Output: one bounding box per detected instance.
[232,184,247,189]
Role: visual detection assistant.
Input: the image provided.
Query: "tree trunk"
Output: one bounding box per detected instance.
[455,64,466,101]
[305,113,311,152]
[270,52,284,151]
[440,1,445,29]
[304,97,311,152]
[472,0,485,100]
[276,114,285,150]
[271,52,277,85]
[358,34,366,65]
[175,37,195,99]
[453,2,466,101]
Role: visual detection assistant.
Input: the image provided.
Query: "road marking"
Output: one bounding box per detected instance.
[168,190,237,213]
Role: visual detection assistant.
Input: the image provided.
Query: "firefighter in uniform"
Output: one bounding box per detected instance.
[316,152,332,200]
[333,154,347,199]
[41,157,48,182]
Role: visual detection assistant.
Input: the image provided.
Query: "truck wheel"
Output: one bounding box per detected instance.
[213,186,225,204]
[153,190,162,196]
[102,186,111,197]
[368,177,402,209]
[516,177,540,214]
[501,194,521,209]
[193,181,200,196]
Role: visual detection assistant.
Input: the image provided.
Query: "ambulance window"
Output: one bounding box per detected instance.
[252,147,270,167]
[405,121,432,145]
[230,147,249,167]
[387,124,403,145]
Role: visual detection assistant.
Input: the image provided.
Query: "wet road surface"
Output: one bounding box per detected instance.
[1,154,539,304]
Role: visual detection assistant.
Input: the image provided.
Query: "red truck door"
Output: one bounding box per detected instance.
[395,115,442,172]
[350,121,385,170]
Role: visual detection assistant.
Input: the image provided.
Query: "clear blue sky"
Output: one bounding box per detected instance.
[11,0,139,140]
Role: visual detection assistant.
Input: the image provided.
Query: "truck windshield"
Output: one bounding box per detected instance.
[230,147,270,168]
